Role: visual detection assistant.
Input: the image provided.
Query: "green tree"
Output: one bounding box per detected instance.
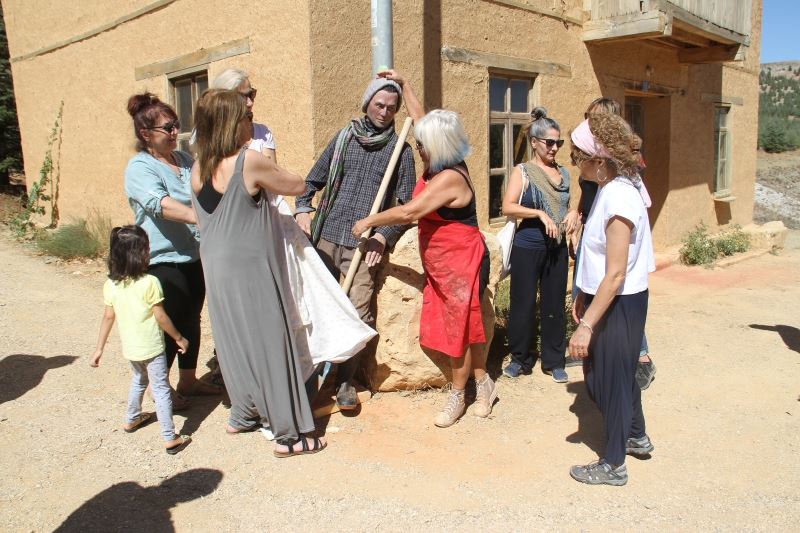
[760,119,794,153]
[0,7,23,186]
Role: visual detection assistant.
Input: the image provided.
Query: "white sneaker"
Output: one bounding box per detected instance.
[473,374,497,418]
[434,389,465,428]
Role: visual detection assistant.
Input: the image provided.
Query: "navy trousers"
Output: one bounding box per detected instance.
[583,290,648,466]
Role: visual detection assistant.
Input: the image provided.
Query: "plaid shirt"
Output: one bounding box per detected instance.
[296,124,416,248]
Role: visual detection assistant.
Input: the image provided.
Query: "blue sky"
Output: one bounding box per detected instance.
[761,0,799,63]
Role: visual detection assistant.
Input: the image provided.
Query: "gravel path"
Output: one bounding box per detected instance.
[1,230,799,531]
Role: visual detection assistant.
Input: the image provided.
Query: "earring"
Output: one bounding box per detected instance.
[596,166,608,183]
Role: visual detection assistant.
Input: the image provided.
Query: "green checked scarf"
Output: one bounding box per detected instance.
[310,117,396,245]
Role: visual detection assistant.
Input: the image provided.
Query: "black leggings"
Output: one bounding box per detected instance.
[507,245,568,371]
[148,260,205,370]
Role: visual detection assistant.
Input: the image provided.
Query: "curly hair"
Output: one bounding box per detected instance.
[587,113,641,177]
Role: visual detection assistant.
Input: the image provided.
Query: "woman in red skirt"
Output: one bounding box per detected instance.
[352,86,494,428]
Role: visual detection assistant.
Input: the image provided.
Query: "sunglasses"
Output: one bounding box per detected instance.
[239,88,257,101]
[147,120,180,134]
[534,137,564,148]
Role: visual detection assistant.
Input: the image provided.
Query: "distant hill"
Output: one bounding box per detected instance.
[761,61,800,79]
[759,62,800,118]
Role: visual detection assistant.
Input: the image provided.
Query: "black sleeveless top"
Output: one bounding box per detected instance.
[432,163,478,227]
[197,178,261,214]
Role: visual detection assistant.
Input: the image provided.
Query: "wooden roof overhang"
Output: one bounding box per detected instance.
[581,0,751,64]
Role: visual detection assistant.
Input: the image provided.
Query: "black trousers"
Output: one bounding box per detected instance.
[507,245,568,371]
[583,290,648,466]
[148,260,206,370]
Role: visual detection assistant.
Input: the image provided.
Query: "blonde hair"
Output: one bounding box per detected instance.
[193,89,250,182]
[414,109,471,174]
[211,69,249,91]
[585,97,621,117]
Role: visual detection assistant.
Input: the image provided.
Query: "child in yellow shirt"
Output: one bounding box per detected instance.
[90,225,191,454]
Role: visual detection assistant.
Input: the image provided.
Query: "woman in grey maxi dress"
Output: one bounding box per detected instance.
[191,89,324,455]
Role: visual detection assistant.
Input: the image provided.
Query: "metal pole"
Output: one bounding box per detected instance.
[371,0,393,75]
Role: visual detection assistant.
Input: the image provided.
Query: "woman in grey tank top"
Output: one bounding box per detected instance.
[191,89,326,457]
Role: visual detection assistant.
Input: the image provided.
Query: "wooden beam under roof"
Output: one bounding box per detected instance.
[678,44,741,64]
[582,10,672,42]
[670,26,712,48]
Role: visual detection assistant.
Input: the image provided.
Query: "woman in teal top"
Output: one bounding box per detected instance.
[124,93,220,404]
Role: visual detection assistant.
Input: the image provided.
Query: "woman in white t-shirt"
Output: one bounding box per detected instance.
[211,69,277,162]
[567,113,655,487]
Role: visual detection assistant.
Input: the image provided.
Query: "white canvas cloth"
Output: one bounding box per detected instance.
[264,193,377,379]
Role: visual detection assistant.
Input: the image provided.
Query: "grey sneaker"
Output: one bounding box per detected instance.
[473,374,497,418]
[635,359,657,390]
[570,460,628,486]
[434,389,465,428]
[626,434,654,456]
[335,382,358,410]
[551,367,568,383]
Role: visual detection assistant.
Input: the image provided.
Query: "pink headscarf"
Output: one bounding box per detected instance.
[571,119,652,208]
[571,119,610,158]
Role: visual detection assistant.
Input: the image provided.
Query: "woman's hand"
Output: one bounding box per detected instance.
[563,209,580,234]
[538,211,559,239]
[352,217,371,239]
[568,326,592,359]
[377,69,404,86]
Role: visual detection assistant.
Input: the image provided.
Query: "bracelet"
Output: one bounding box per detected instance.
[579,319,594,334]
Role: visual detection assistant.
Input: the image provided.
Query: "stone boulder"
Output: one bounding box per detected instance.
[366,228,502,391]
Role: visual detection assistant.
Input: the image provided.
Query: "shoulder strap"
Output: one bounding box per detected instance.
[447,164,475,195]
[234,147,247,175]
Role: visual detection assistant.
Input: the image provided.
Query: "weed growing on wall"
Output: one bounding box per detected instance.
[10,101,63,238]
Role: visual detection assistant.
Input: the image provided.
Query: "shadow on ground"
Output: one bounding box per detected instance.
[749,324,800,354]
[177,370,223,436]
[0,354,78,405]
[53,468,223,532]
[565,381,605,457]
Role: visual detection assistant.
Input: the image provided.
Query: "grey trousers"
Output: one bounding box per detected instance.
[127,353,175,441]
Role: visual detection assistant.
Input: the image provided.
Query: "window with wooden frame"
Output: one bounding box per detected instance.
[489,74,534,222]
[713,105,732,197]
[169,69,208,153]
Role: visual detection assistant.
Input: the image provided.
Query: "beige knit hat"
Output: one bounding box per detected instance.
[361,78,403,112]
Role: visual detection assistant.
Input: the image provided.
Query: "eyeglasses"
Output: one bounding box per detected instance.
[534,137,564,148]
[239,88,257,101]
[147,120,180,134]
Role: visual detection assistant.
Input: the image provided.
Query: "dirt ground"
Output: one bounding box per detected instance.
[1,222,799,531]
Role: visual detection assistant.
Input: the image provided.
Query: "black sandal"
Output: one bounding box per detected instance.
[165,435,192,455]
[273,435,326,458]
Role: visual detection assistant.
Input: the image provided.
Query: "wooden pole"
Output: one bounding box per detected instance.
[341,116,413,295]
